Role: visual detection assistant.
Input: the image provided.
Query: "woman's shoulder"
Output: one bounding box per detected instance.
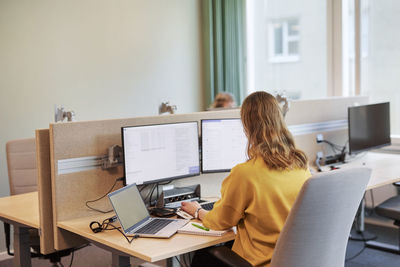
[232,157,311,176]
[231,157,263,175]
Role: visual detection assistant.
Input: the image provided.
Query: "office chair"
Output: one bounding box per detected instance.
[204,167,371,267]
[4,138,74,266]
[4,138,39,255]
[366,182,400,254]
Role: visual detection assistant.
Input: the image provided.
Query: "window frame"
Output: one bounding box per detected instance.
[268,18,301,63]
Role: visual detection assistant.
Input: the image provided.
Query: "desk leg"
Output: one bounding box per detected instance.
[112,253,131,267]
[166,258,173,267]
[350,198,376,241]
[13,226,31,267]
[167,255,188,267]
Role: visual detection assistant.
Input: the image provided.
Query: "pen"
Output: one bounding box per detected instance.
[192,223,209,231]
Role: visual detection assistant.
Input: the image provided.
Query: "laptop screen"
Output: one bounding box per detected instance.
[108,184,149,232]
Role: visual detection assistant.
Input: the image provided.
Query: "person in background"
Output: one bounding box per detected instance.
[210,92,236,108]
[181,91,311,267]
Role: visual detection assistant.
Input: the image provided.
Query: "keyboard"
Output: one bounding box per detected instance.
[200,202,215,211]
[133,219,173,235]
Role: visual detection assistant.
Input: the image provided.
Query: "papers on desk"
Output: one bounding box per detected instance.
[178,222,231,236]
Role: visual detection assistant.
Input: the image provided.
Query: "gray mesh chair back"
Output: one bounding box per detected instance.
[271,167,371,267]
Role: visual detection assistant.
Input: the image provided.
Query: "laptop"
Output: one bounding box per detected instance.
[108,183,188,238]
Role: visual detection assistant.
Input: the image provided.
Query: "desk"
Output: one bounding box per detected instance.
[58,214,235,267]
[3,152,400,267]
[326,151,400,235]
[0,192,39,267]
[323,151,400,189]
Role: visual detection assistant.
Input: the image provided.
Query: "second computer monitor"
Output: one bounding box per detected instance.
[122,121,200,185]
[201,118,248,173]
[348,102,391,154]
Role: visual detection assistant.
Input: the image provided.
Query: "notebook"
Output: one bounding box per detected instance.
[108,183,188,238]
[177,222,230,236]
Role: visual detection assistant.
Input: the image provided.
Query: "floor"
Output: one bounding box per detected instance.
[345,222,400,267]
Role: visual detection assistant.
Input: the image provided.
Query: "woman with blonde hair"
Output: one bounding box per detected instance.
[181,91,311,266]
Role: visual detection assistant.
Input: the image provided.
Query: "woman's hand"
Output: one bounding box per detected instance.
[181,201,201,217]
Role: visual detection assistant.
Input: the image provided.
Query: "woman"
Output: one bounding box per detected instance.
[181,91,311,266]
[210,92,236,108]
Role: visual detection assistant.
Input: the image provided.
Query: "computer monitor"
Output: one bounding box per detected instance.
[201,118,248,173]
[122,121,200,185]
[348,102,391,154]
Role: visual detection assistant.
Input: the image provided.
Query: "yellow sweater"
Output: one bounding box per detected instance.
[202,157,311,267]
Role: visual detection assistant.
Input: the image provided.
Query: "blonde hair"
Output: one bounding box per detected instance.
[241,91,308,170]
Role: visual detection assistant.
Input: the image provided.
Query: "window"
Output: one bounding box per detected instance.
[269,18,300,63]
[246,0,399,134]
[359,0,400,134]
[246,0,327,100]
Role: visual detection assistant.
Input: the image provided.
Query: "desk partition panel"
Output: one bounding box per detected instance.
[49,110,239,250]
[48,96,368,250]
[35,129,58,254]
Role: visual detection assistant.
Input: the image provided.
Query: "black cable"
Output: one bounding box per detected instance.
[143,184,157,204]
[85,177,123,213]
[321,140,346,155]
[174,256,185,267]
[149,183,158,206]
[104,222,139,244]
[68,251,75,267]
[139,184,149,192]
[345,245,367,262]
[345,232,367,262]
[322,140,342,149]
[157,183,159,202]
[59,261,65,267]
[184,253,191,267]
[324,141,340,154]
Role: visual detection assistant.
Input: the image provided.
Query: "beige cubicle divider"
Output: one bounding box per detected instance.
[287,96,369,160]
[49,110,240,250]
[37,128,85,253]
[37,128,87,252]
[36,129,56,254]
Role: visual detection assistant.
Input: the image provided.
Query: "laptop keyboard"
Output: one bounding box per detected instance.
[201,202,215,211]
[133,219,174,235]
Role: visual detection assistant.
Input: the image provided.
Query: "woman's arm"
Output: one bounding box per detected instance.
[181,201,209,220]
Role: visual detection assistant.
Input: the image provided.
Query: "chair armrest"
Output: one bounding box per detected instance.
[207,246,252,267]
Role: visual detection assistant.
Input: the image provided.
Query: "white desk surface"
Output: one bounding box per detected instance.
[323,151,400,190]
[0,191,39,228]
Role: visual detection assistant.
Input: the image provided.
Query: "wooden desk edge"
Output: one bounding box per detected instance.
[58,217,235,262]
[0,192,39,229]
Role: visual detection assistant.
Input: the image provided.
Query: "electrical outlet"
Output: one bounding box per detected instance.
[316,134,324,143]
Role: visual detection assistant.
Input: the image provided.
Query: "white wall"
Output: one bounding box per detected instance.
[0,0,203,252]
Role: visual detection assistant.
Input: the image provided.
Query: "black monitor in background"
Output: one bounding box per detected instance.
[201,118,248,173]
[348,102,391,154]
[121,122,200,185]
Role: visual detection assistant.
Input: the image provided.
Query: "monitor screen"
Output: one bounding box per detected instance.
[122,122,200,185]
[348,102,391,154]
[201,119,248,173]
